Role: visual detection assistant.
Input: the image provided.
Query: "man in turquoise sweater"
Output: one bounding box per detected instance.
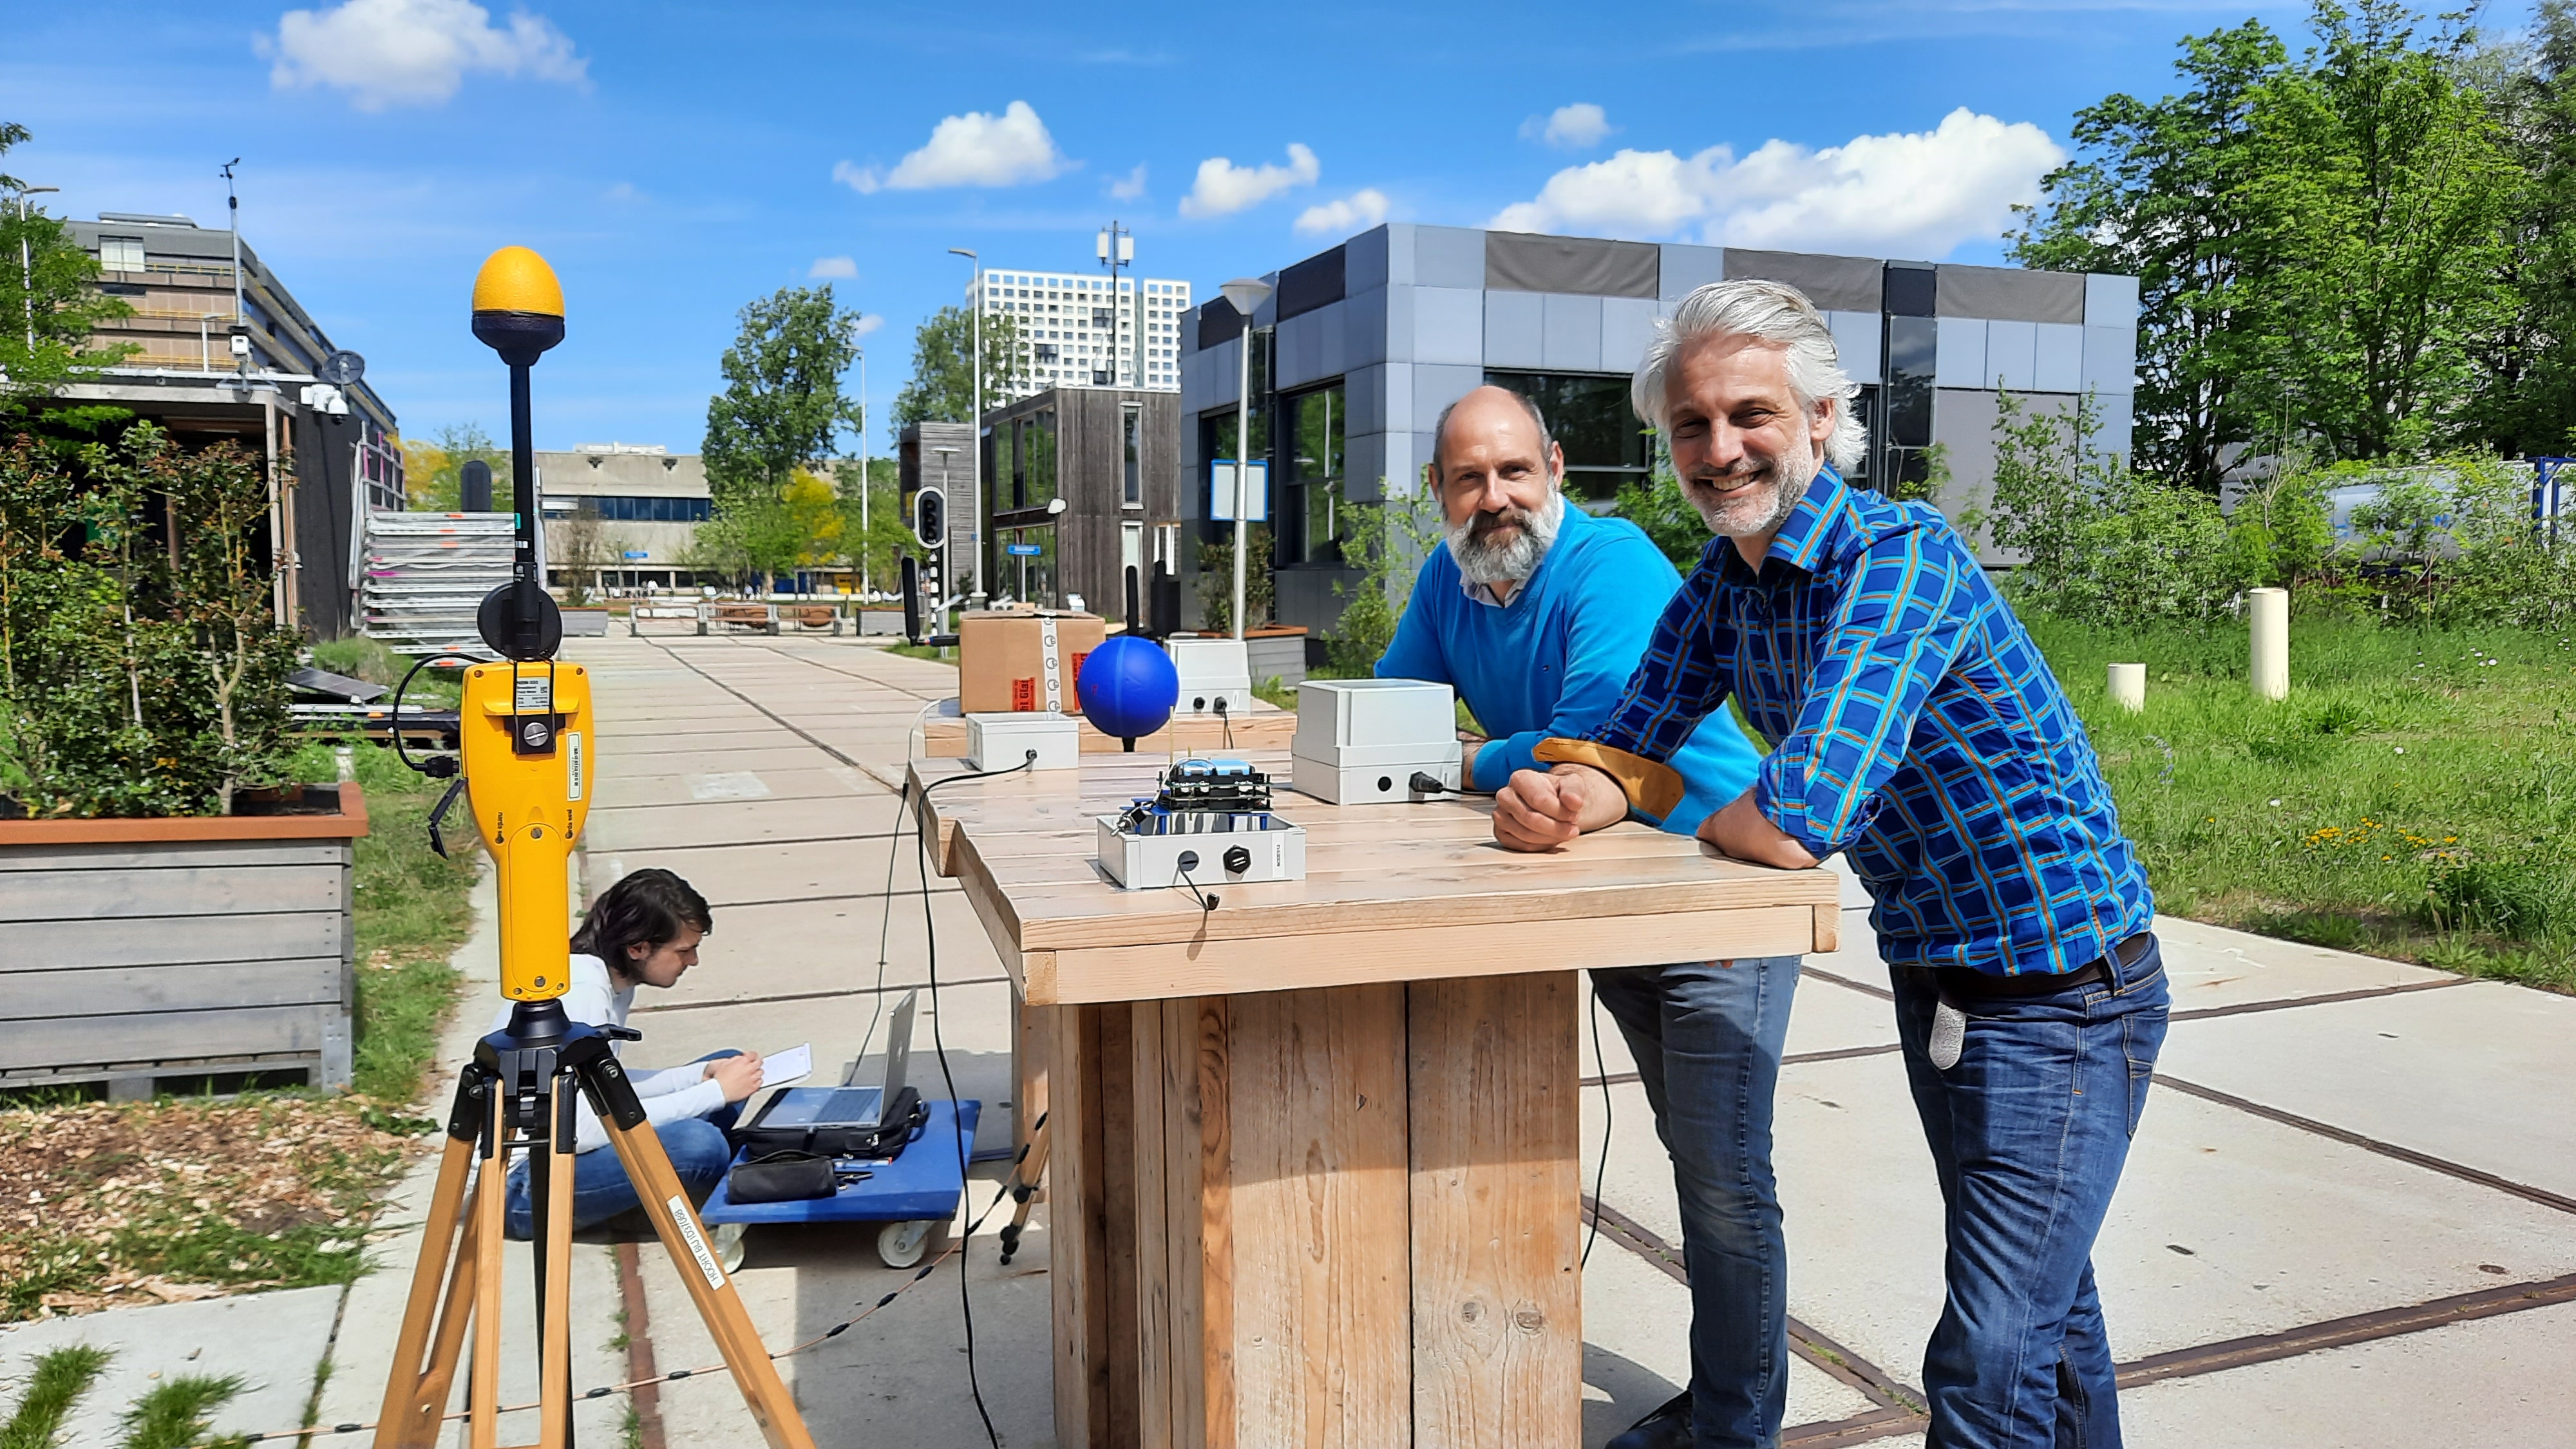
[1376,384,1797,1449]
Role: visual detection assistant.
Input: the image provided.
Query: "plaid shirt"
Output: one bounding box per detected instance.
[1587,466,2154,975]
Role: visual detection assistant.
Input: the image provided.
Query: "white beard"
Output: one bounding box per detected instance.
[1680,436,1819,540]
[1447,488,1566,587]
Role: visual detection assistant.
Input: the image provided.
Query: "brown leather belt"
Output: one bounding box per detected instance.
[1933,932,2152,999]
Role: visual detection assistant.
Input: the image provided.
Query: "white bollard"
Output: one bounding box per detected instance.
[2249,587,2289,701]
[2108,663,2146,712]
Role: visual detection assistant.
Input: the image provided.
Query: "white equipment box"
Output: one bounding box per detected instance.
[1164,637,1255,716]
[966,711,1080,771]
[1291,678,1464,804]
[1095,815,1306,889]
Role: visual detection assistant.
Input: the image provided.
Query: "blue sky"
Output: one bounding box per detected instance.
[3,0,2466,454]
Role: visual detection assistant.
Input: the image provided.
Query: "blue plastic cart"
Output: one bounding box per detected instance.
[698,1098,981,1269]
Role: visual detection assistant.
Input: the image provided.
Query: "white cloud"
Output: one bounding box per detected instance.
[1179,143,1319,218]
[1488,108,2062,260]
[1522,102,1612,150]
[1108,164,1148,201]
[834,100,1068,194]
[853,314,885,338]
[809,256,857,279]
[1294,188,1388,238]
[263,0,585,111]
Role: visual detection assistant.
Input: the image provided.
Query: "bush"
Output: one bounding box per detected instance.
[1320,489,1439,677]
[1195,523,1274,634]
[0,423,298,817]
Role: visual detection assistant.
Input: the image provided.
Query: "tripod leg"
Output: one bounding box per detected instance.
[538,1068,578,1449]
[601,1117,817,1449]
[999,1114,1052,1265]
[469,1091,507,1449]
[374,1106,478,1449]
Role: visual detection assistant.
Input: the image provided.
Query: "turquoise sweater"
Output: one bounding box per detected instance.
[1374,506,1762,837]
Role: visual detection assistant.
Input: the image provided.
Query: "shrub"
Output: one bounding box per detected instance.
[0,423,298,817]
[1320,488,1439,677]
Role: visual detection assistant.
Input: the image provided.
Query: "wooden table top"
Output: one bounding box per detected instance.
[909,750,1841,1006]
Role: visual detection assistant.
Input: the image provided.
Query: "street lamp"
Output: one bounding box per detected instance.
[16,184,59,350]
[855,345,869,598]
[949,246,985,607]
[1218,276,1272,641]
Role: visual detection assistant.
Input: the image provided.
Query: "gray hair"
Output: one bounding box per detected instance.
[1631,278,1867,473]
[1430,384,1553,479]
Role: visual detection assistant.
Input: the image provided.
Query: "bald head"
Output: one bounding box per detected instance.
[1428,385,1567,590]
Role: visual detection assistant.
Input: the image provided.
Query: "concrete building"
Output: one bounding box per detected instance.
[974,268,1192,402]
[1175,225,2139,634]
[535,444,712,591]
[978,387,1184,616]
[52,212,406,638]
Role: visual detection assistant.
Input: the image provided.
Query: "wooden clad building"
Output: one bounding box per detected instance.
[981,388,1185,620]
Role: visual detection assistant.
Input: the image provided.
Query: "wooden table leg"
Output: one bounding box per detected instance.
[1081,976,1581,1449]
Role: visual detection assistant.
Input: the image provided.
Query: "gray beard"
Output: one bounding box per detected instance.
[1681,440,1817,540]
[1448,489,1566,587]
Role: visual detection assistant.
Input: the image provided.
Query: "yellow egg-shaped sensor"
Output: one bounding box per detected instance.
[470,245,565,366]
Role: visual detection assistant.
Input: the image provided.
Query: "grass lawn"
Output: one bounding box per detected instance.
[2032,615,2575,992]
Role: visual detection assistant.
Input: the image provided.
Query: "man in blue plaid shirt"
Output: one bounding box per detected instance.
[1494,278,2169,1449]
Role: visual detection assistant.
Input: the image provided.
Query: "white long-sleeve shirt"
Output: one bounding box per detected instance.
[487,952,730,1153]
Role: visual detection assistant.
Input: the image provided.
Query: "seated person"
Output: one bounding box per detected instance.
[495,867,763,1240]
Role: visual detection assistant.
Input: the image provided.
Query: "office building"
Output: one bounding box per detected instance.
[1175,224,2139,634]
[53,212,406,636]
[973,268,1192,403]
[535,444,713,592]
[978,387,1184,616]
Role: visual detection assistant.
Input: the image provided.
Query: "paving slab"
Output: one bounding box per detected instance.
[2152,914,2459,1013]
[2118,1298,2576,1448]
[1752,1050,2576,1394]
[583,794,894,852]
[0,1287,341,1448]
[589,763,880,810]
[2155,981,2576,1200]
[590,838,935,910]
[592,729,817,760]
[1580,969,1899,1088]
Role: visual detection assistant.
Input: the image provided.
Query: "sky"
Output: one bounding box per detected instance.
[4,0,2506,455]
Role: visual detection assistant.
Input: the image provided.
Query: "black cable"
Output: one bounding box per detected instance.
[1582,984,1613,1269]
[907,753,1037,1449]
[388,651,477,775]
[1169,866,1218,914]
[1215,696,1233,751]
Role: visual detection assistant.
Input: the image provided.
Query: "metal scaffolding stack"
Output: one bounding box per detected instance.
[358,511,516,658]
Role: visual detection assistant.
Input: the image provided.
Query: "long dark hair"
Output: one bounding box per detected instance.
[571,868,712,982]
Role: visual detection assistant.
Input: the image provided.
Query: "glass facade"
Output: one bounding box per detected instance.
[1482,370,1653,501]
[1880,316,1937,494]
[1003,409,1057,511]
[1122,403,1143,507]
[999,524,1059,607]
[587,495,712,523]
[1283,383,1345,564]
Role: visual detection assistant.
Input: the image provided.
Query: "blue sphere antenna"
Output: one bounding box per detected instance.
[1076,634,1181,750]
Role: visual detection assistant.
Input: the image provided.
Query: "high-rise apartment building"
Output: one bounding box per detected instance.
[971,269,1191,403]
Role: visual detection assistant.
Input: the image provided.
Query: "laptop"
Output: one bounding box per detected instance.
[742,992,916,1139]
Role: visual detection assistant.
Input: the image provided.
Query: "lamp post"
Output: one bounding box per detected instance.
[199,312,225,371]
[949,247,985,607]
[15,184,58,350]
[855,345,869,598]
[1218,277,1272,641]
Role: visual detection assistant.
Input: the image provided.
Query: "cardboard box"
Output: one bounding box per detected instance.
[958,610,1107,714]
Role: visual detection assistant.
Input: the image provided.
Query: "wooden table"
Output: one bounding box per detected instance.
[910,750,1839,1449]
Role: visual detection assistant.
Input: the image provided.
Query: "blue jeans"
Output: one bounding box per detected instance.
[1591,956,1801,1449]
[1890,936,2170,1449]
[503,1051,743,1240]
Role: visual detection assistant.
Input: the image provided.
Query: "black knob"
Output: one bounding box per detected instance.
[1222,845,1252,875]
[1377,775,1392,793]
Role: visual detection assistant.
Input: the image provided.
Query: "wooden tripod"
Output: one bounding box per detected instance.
[372,1014,815,1449]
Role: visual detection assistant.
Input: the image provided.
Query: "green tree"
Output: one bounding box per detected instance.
[401,422,507,511]
[2462,1,2576,455]
[0,122,136,410]
[2011,21,2291,491]
[891,306,1026,431]
[702,285,864,510]
[2235,0,2521,462]
[833,456,911,590]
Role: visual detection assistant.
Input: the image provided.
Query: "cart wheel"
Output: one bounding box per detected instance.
[877,1218,934,1269]
[714,1222,748,1274]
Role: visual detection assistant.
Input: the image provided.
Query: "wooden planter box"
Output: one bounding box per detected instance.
[0,782,368,1099]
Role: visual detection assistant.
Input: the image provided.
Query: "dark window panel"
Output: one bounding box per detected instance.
[1484,369,1651,502]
